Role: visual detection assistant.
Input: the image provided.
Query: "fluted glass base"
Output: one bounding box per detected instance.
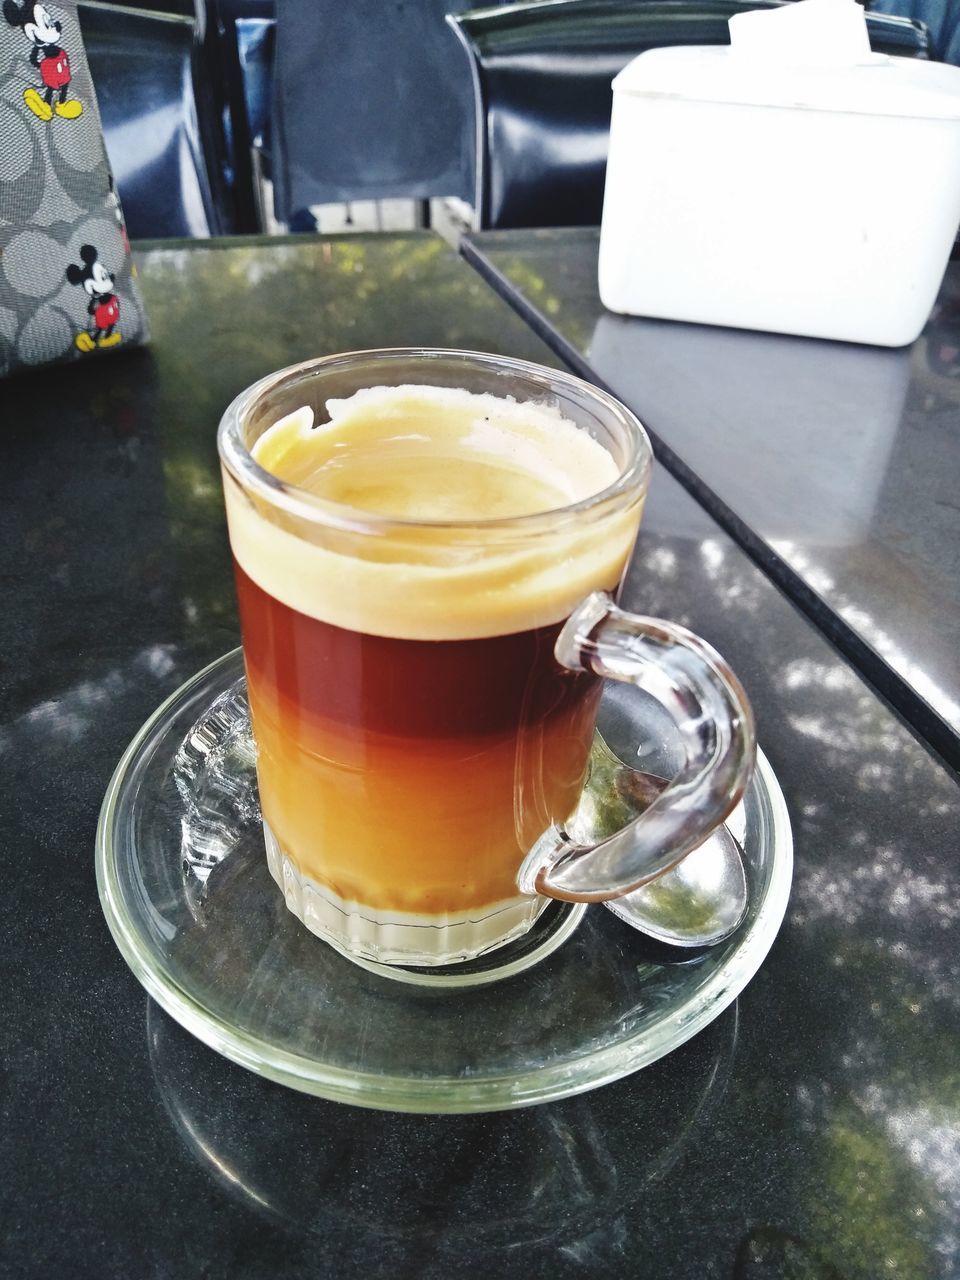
[263,820,547,967]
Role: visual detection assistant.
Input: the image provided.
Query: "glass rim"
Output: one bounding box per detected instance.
[216,347,653,535]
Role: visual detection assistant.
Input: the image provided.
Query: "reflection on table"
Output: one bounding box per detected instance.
[148,999,738,1255]
[461,227,960,770]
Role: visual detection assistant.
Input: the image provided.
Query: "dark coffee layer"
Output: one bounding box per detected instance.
[235,562,600,738]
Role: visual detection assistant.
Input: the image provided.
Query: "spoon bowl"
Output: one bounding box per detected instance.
[603,821,749,947]
[574,737,750,948]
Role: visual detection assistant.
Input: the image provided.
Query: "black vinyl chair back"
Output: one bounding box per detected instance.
[270,0,475,226]
[450,0,931,230]
[80,1,231,237]
[195,0,275,234]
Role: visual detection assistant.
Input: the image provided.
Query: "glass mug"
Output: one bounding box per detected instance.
[218,350,755,968]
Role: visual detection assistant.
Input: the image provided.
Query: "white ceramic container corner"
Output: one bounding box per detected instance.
[598,46,960,347]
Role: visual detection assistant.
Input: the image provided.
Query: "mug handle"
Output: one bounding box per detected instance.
[517,593,756,903]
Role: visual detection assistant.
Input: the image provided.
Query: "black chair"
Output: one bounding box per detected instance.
[449,0,931,230]
[869,0,960,65]
[269,0,475,228]
[197,0,330,232]
[80,1,232,237]
[194,0,275,234]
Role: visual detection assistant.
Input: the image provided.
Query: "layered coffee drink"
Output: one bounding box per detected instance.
[222,384,644,964]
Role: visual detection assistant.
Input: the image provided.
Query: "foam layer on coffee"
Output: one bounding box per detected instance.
[224,385,643,640]
[254,386,616,518]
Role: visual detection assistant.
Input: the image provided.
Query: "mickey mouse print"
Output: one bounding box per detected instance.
[4,2,83,121]
[0,0,148,375]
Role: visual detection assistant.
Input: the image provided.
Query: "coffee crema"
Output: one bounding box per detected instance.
[225,385,635,641]
[223,385,644,963]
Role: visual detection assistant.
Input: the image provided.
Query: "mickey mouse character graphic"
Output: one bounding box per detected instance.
[66,245,121,352]
[3,1,83,121]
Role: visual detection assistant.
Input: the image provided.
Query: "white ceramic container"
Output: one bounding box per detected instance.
[599,43,960,346]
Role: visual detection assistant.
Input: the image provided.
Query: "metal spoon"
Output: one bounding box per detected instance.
[574,737,749,948]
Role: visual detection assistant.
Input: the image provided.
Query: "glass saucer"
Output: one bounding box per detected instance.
[96,649,793,1114]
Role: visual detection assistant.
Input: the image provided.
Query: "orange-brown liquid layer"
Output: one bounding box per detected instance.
[236,564,601,913]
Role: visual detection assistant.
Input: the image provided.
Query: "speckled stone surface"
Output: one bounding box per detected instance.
[1,233,959,1280]
[462,228,960,772]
